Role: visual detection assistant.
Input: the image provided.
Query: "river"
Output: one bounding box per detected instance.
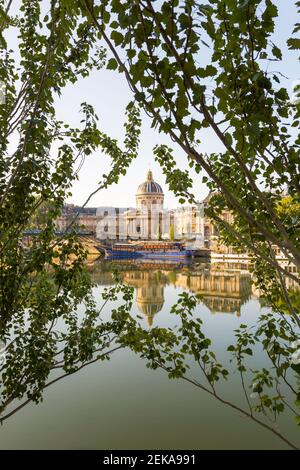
[0,259,298,450]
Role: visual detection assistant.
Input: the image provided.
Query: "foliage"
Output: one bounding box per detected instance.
[28,200,56,229]
[82,0,300,322]
[1,0,300,451]
[117,290,300,449]
[0,0,141,417]
[0,0,141,331]
[0,276,134,419]
[79,0,300,446]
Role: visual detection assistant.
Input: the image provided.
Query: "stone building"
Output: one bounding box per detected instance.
[55,205,101,235]
[202,192,236,254]
[136,170,164,211]
[55,173,243,253]
[96,170,204,242]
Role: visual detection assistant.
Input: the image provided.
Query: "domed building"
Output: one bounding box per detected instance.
[136,170,164,211]
[95,170,204,242]
[125,170,167,239]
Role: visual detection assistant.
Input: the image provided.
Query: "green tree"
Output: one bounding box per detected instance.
[0,0,141,410]
[76,0,300,446]
[28,199,55,229]
[1,0,300,449]
[83,0,300,324]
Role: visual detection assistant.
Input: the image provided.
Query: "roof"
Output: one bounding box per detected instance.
[136,170,163,195]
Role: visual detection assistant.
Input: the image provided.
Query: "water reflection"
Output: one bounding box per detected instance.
[124,271,165,327]
[172,269,252,316]
[1,259,299,450]
[91,260,253,325]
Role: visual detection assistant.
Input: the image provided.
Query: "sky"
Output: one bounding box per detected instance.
[5,0,300,209]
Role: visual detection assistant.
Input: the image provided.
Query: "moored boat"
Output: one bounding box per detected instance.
[104,241,193,259]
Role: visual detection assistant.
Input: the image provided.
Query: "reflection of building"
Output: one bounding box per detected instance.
[175,270,252,316]
[136,284,164,327]
[123,271,165,326]
[96,171,204,242]
[93,261,253,321]
[252,262,300,297]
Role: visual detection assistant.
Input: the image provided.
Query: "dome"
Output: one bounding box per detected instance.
[136,300,164,327]
[137,301,164,317]
[136,170,163,195]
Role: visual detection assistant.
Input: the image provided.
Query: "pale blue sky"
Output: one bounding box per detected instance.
[6,0,300,209]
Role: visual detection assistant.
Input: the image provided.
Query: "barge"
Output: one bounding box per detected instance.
[104,241,193,259]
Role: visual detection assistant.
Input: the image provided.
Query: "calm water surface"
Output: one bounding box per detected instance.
[0,260,298,449]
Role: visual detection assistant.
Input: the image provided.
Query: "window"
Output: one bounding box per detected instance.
[104,225,108,232]
[104,211,108,217]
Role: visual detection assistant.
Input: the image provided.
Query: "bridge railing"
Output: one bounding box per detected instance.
[23,230,94,236]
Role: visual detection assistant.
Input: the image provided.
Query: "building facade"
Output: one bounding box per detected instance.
[96,170,204,243]
[55,172,240,252]
[202,191,237,254]
[55,205,101,235]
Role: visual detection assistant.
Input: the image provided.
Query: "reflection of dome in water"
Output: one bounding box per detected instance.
[137,300,164,327]
[136,283,164,327]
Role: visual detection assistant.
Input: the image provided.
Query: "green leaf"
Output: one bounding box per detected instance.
[110,21,119,29]
[272,45,282,59]
[244,348,253,356]
[291,363,300,375]
[111,31,124,46]
[107,58,118,70]
[127,49,136,59]
[287,38,300,50]
[295,415,300,426]
[198,65,217,78]
[275,88,288,101]
[135,91,145,102]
